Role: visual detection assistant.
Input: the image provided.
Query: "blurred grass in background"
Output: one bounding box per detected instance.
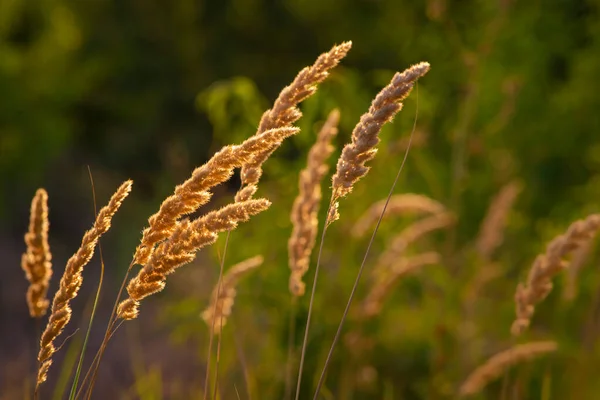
[2,0,600,398]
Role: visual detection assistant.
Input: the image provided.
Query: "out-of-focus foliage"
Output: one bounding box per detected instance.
[3,0,600,399]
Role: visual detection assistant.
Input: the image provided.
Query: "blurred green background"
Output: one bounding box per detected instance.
[2,0,600,398]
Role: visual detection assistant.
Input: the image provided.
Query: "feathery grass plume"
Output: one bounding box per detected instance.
[288,109,340,296]
[377,212,455,268]
[234,42,352,203]
[458,341,558,397]
[328,62,431,224]
[202,255,264,333]
[361,252,440,318]
[511,214,600,335]
[36,180,132,387]
[118,199,271,320]
[476,180,522,260]
[352,194,445,238]
[133,127,298,265]
[21,189,52,318]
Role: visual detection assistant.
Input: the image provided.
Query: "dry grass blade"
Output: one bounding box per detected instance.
[202,255,264,333]
[361,252,440,318]
[511,214,600,335]
[235,42,352,203]
[352,193,445,238]
[36,180,132,388]
[22,188,52,318]
[476,180,522,260]
[458,341,558,397]
[328,61,431,224]
[288,109,340,296]
[118,199,271,320]
[133,127,298,265]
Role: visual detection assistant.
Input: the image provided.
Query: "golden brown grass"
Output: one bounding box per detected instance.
[288,109,340,296]
[458,341,558,397]
[328,62,431,224]
[235,42,352,203]
[299,61,431,399]
[118,199,271,320]
[202,255,264,333]
[512,213,600,335]
[352,193,445,238]
[36,180,132,388]
[22,188,52,318]
[133,127,298,266]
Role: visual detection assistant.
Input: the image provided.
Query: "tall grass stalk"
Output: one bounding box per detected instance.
[294,204,332,400]
[77,264,134,399]
[76,265,130,398]
[284,296,297,400]
[313,85,420,397]
[51,334,82,400]
[211,232,231,400]
[69,168,104,400]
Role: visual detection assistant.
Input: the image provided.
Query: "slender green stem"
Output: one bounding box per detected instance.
[204,230,231,400]
[75,263,133,400]
[212,232,231,400]
[70,166,103,400]
[232,317,252,400]
[33,318,40,400]
[69,246,104,400]
[295,210,331,400]
[313,85,420,398]
[284,296,298,400]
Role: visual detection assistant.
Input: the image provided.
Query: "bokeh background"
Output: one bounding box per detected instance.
[2,0,600,398]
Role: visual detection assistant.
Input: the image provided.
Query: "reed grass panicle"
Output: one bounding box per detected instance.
[458,341,557,397]
[328,62,430,224]
[476,181,522,260]
[352,194,445,238]
[133,127,298,265]
[511,214,600,335]
[118,199,271,320]
[22,189,52,318]
[288,109,340,296]
[202,255,264,333]
[36,180,132,387]
[235,42,352,203]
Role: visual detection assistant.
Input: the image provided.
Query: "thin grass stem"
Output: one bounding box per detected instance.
[204,230,231,400]
[284,296,298,400]
[68,167,103,400]
[294,204,331,400]
[312,84,420,398]
[232,317,252,400]
[75,261,133,400]
[212,232,231,400]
